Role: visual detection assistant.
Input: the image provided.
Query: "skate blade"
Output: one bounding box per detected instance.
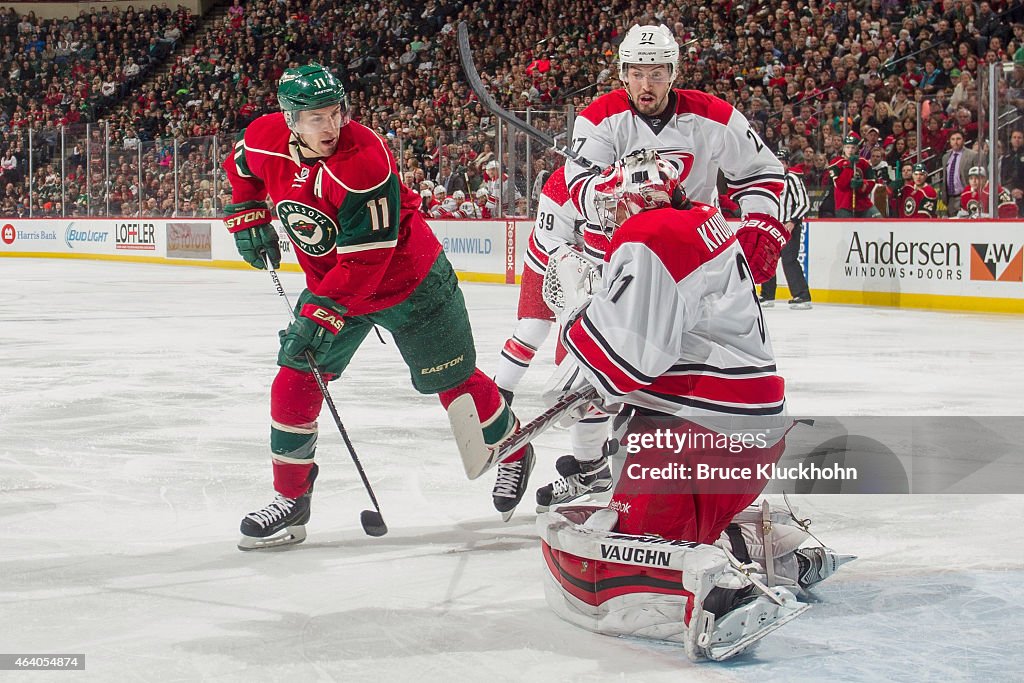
[534,484,613,514]
[789,302,812,310]
[237,525,307,551]
[705,602,809,661]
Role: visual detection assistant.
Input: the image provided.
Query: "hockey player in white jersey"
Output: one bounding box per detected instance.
[565,23,789,284]
[492,167,614,509]
[537,149,848,660]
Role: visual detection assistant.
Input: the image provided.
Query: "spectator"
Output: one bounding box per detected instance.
[1000,129,1024,216]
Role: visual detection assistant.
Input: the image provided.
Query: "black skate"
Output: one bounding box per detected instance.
[536,455,613,512]
[238,464,318,551]
[788,296,812,310]
[492,445,535,522]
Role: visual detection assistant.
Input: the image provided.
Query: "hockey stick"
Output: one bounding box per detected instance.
[448,385,600,479]
[264,258,388,537]
[457,21,600,172]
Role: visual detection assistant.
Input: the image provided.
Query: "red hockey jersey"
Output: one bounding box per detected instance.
[960,183,1017,219]
[827,156,873,212]
[896,183,938,218]
[223,113,441,315]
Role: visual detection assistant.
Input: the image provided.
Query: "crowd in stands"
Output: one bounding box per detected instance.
[2,0,1024,218]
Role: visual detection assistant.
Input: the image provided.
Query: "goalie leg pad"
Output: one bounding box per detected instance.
[718,503,856,589]
[538,507,808,661]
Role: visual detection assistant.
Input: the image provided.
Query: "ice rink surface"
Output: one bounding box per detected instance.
[2,259,1023,682]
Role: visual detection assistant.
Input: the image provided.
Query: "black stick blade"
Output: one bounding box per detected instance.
[361,509,388,537]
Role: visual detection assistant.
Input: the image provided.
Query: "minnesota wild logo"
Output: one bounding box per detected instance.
[277,200,337,256]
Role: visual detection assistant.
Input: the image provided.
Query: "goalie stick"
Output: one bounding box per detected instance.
[457,21,601,172]
[448,385,600,480]
[265,257,388,538]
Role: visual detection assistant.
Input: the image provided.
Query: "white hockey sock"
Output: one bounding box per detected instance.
[571,412,610,461]
[495,318,553,390]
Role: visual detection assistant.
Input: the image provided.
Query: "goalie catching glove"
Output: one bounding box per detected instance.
[736,213,790,284]
[278,290,347,367]
[224,200,281,270]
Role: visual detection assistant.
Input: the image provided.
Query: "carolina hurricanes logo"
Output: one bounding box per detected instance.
[277,200,337,256]
[646,148,695,182]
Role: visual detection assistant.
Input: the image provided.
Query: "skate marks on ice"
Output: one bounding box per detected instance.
[726,570,1024,683]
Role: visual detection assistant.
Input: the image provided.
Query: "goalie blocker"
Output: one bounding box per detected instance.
[539,505,808,661]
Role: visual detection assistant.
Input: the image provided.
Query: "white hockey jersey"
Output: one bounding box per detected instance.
[524,166,584,275]
[562,202,785,420]
[565,89,784,227]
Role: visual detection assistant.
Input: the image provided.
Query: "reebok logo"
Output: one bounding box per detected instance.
[292,167,310,188]
[609,499,631,515]
[970,243,1023,282]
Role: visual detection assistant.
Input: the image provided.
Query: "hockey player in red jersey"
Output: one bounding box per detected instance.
[958,166,1018,218]
[897,163,939,218]
[828,134,880,217]
[224,64,534,549]
[564,24,788,285]
[536,150,846,660]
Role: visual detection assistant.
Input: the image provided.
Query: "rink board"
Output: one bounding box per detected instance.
[2,216,1022,313]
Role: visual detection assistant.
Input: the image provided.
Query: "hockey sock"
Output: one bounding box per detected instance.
[495,318,553,390]
[270,367,324,498]
[439,368,526,462]
[571,412,610,462]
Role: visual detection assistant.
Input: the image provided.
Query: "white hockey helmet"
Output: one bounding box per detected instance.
[594,149,682,236]
[618,24,679,82]
[452,189,466,202]
[434,185,447,197]
[475,187,489,200]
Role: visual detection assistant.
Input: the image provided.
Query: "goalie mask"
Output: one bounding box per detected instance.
[593,149,684,237]
[278,63,350,136]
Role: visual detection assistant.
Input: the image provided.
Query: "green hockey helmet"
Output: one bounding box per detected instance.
[278,63,348,129]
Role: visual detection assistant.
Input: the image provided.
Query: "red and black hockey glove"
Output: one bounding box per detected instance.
[736,213,790,284]
[224,200,281,270]
[278,290,347,368]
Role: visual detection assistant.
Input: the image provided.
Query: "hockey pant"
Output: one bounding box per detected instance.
[269,253,521,498]
[609,414,786,544]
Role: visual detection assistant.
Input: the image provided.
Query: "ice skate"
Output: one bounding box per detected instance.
[238,464,317,551]
[536,454,612,511]
[788,296,812,310]
[759,294,775,308]
[796,546,856,588]
[492,445,535,522]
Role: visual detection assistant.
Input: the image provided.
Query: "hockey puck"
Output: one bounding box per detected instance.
[361,509,388,537]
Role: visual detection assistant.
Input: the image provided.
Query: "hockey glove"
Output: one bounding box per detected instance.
[278,290,347,368]
[224,200,281,270]
[736,213,790,284]
[542,357,605,427]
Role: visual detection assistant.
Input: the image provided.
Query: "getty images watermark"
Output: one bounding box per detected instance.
[622,428,858,483]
